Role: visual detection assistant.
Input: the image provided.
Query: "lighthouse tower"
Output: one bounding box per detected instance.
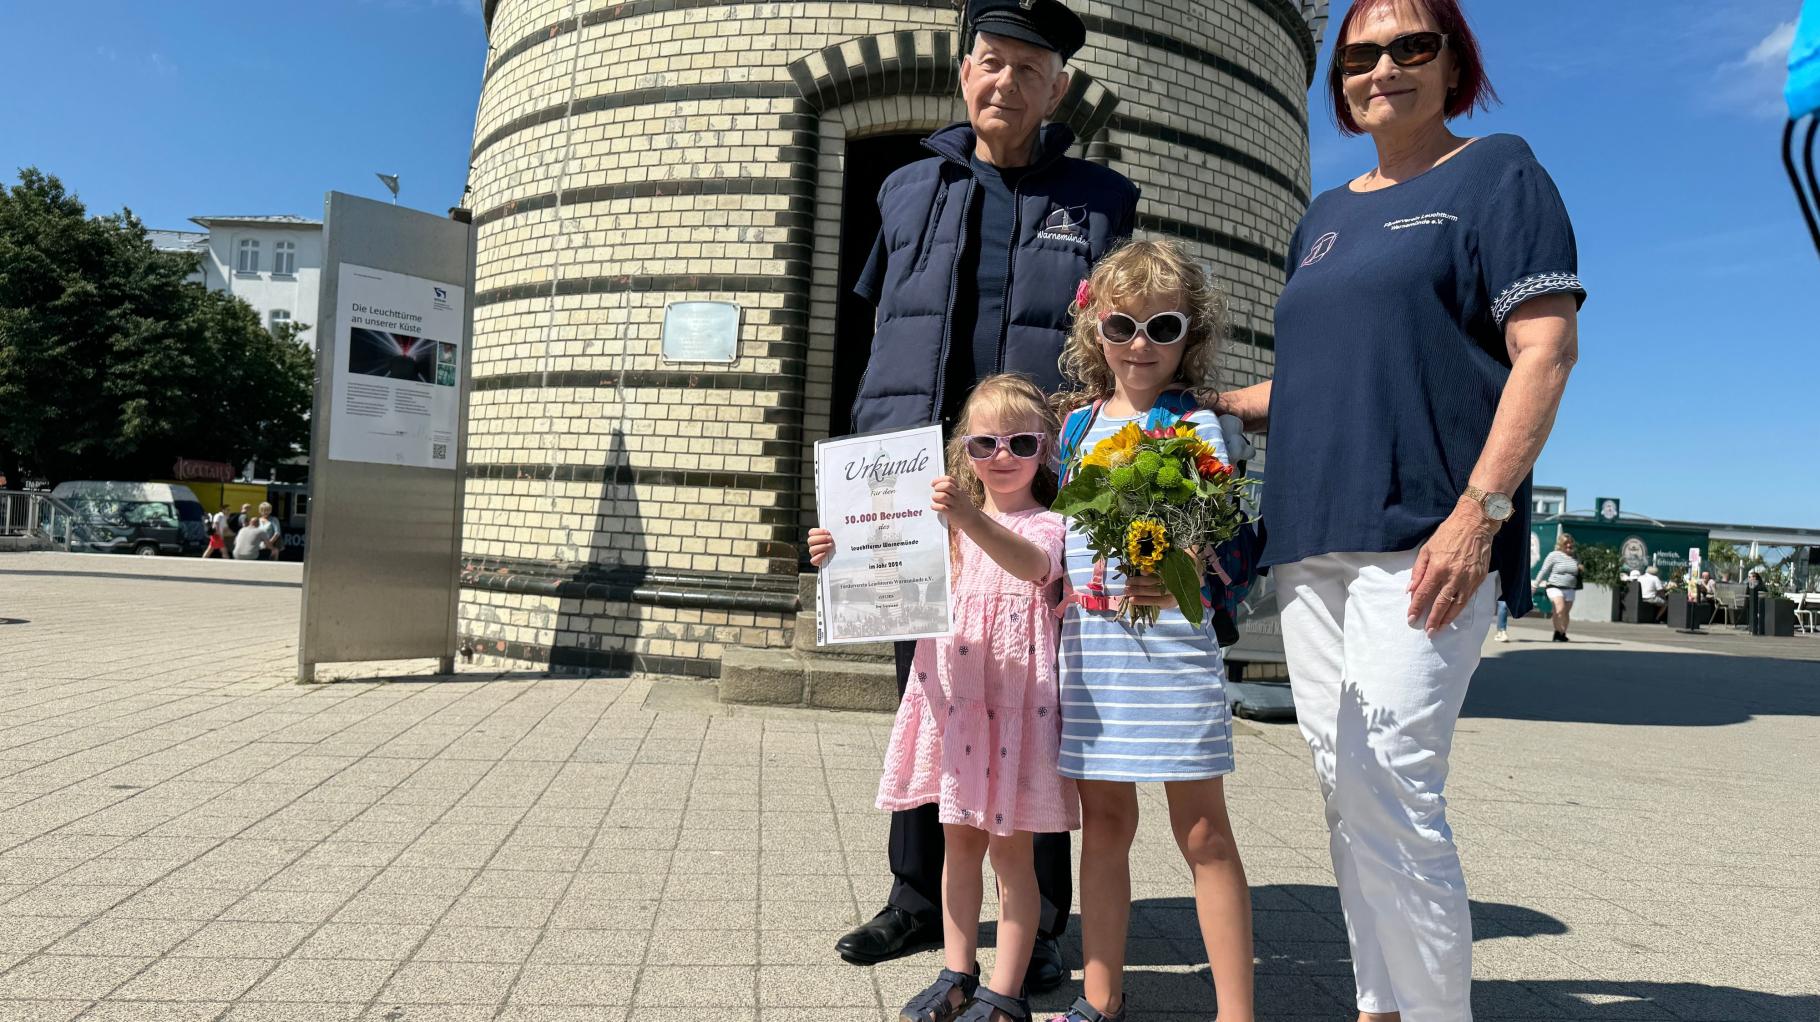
[460,0,1330,679]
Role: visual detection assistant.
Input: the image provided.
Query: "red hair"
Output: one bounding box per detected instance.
[1327,0,1499,137]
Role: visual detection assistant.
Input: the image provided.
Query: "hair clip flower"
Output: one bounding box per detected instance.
[1073,279,1092,311]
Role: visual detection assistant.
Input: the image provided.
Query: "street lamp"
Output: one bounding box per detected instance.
[375,173,400,205]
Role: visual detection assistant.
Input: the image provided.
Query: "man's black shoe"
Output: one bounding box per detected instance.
[1025,935,1067,993]
[835,906,940,965]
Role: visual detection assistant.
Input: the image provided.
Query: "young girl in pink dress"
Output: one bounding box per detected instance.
[809,374,1075,1022]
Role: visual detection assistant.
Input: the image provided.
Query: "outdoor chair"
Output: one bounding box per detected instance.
[1793,592,1820,634]
[1711,584,1748,628]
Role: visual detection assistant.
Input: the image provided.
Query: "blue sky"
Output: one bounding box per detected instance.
[2,0,1813,526]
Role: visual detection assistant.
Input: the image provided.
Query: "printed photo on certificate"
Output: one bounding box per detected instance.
[814,425,954,646]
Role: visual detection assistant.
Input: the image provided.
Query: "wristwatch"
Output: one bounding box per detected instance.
[1462,484,1515,523]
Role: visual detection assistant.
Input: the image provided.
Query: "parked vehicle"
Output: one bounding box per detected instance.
[48,481,209,556]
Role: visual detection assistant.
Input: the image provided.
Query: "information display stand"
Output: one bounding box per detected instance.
[297,193,475,681]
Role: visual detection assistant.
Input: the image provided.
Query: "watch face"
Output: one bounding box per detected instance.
[1485,493,1515,521]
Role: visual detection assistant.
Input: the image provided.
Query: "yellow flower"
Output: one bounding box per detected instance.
[1082,422,1144,470]
[1126,518,1168,574]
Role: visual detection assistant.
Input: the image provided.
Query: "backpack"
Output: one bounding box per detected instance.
[1057,389,1266,646]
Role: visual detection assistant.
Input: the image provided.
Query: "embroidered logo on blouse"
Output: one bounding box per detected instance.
[1383,212,1459,230]
[1038,204,1090,246]
[1299,231,1338,267]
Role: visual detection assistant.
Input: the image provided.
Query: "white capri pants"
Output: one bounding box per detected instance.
[1275,548,1496,1022]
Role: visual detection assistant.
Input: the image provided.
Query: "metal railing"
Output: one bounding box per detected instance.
[0,490,97,549]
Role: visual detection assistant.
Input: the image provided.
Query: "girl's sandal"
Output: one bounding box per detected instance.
[955,988,1031,1022]
[900,967,980,1022]
[1047,996,1126,1022]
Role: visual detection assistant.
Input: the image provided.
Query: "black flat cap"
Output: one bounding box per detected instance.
[965,0,1088,63]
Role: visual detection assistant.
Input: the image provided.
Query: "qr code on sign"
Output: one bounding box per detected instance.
[432,443,448,461]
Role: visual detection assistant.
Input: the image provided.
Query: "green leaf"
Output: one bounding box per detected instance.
[1158,548,1204,627]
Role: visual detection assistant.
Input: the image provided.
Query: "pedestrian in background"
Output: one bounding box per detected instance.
[257,502,282,560]
[232,512,264,560]
[1535,532,1581,642]
[202,505,230,559]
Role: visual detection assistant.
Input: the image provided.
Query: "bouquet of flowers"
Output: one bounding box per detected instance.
[1052,419,1255,628]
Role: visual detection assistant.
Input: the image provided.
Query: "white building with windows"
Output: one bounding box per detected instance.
[151,215,323,350]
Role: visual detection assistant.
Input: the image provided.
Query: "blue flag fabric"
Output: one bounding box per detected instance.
[1790,1,1820,119]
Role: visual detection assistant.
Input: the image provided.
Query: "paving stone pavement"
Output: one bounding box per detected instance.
[1,551,1817,1021]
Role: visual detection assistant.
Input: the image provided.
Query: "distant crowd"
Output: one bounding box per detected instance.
[200,502,282,560]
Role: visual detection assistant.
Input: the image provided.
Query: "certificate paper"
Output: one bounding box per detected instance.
[814,425,955,646]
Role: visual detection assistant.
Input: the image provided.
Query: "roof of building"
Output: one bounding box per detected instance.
[147,229,209,252]
[189,215,322,228]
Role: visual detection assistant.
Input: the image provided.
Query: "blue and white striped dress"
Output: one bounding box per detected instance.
[1058,407,1235,782]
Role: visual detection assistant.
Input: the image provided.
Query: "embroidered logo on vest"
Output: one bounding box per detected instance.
[1037,204,1089,246]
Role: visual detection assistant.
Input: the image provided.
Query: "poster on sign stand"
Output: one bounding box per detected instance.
[327,262,465,470]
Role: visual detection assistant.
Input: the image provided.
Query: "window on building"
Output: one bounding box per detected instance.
[269,309,291,335]
[273,240,296,275]
[237,238,260,273]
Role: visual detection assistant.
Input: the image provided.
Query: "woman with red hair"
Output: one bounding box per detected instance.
[1212,1,1584,1019]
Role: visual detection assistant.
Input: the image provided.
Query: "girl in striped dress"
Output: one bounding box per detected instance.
[1051,241,1253,1022]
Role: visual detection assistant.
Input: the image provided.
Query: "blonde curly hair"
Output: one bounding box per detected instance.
[1056,239,1227,414]
[945,374,1060,515]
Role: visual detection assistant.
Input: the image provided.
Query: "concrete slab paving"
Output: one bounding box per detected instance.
[1,552,1817,1020]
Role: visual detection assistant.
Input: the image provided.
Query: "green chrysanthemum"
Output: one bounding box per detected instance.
[1133,450,1163,482]
[1108,465,1141,491]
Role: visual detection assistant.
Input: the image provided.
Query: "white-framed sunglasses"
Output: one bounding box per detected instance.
[1096,310,1189,346]
[960,432,1046,460]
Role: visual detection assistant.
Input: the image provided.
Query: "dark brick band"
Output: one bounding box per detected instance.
[1111,116,1310,207]
[474,272,801,309]
[473,176,814,229]
[472,82,804,162]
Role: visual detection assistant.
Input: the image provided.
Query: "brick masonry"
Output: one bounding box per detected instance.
[463,0,1329,677]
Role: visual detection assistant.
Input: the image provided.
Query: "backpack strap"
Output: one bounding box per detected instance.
[1057,400,1102,486]
[1144,386,1200,430]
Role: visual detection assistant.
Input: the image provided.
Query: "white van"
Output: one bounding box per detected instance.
[49,481,209,556]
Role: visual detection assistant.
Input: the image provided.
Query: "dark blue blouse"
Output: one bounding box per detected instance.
[1262,134,1586,617]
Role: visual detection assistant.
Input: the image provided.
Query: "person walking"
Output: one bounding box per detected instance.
[834,0,1139,988]
[1534,533,1581,642]
[202,505,230,559]
[1208,0,1584,1016]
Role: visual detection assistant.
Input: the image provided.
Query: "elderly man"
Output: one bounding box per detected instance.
[836,0,1140,985]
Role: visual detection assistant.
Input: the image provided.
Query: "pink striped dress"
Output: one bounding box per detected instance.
[876,508,1079,836]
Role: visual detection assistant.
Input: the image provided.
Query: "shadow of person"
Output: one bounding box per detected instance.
[1019,889,1814,1019]
[1464,647,1820,726]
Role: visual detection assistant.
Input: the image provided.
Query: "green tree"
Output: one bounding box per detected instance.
[1576,543,1625,588]
[1706,539,1742,580]
[0,168,313,486]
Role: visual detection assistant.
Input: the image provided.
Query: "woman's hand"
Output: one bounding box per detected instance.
[930,476,981,530]
[807,527,835,567]
[1121,572,1179,609]
[1407,502,1497,636]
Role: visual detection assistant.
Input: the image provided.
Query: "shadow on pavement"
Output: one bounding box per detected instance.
[1464,648,1820,725]
[1021,890,1815,1019]
[0,567,301,589]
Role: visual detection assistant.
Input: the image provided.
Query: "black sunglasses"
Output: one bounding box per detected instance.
[1337,31,1447,76]
[1096,310,1189,346]
[961,433,1045,460]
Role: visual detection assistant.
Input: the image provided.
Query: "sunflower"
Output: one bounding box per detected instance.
[1126,518,1168,574]
[1082,421,1145,471]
